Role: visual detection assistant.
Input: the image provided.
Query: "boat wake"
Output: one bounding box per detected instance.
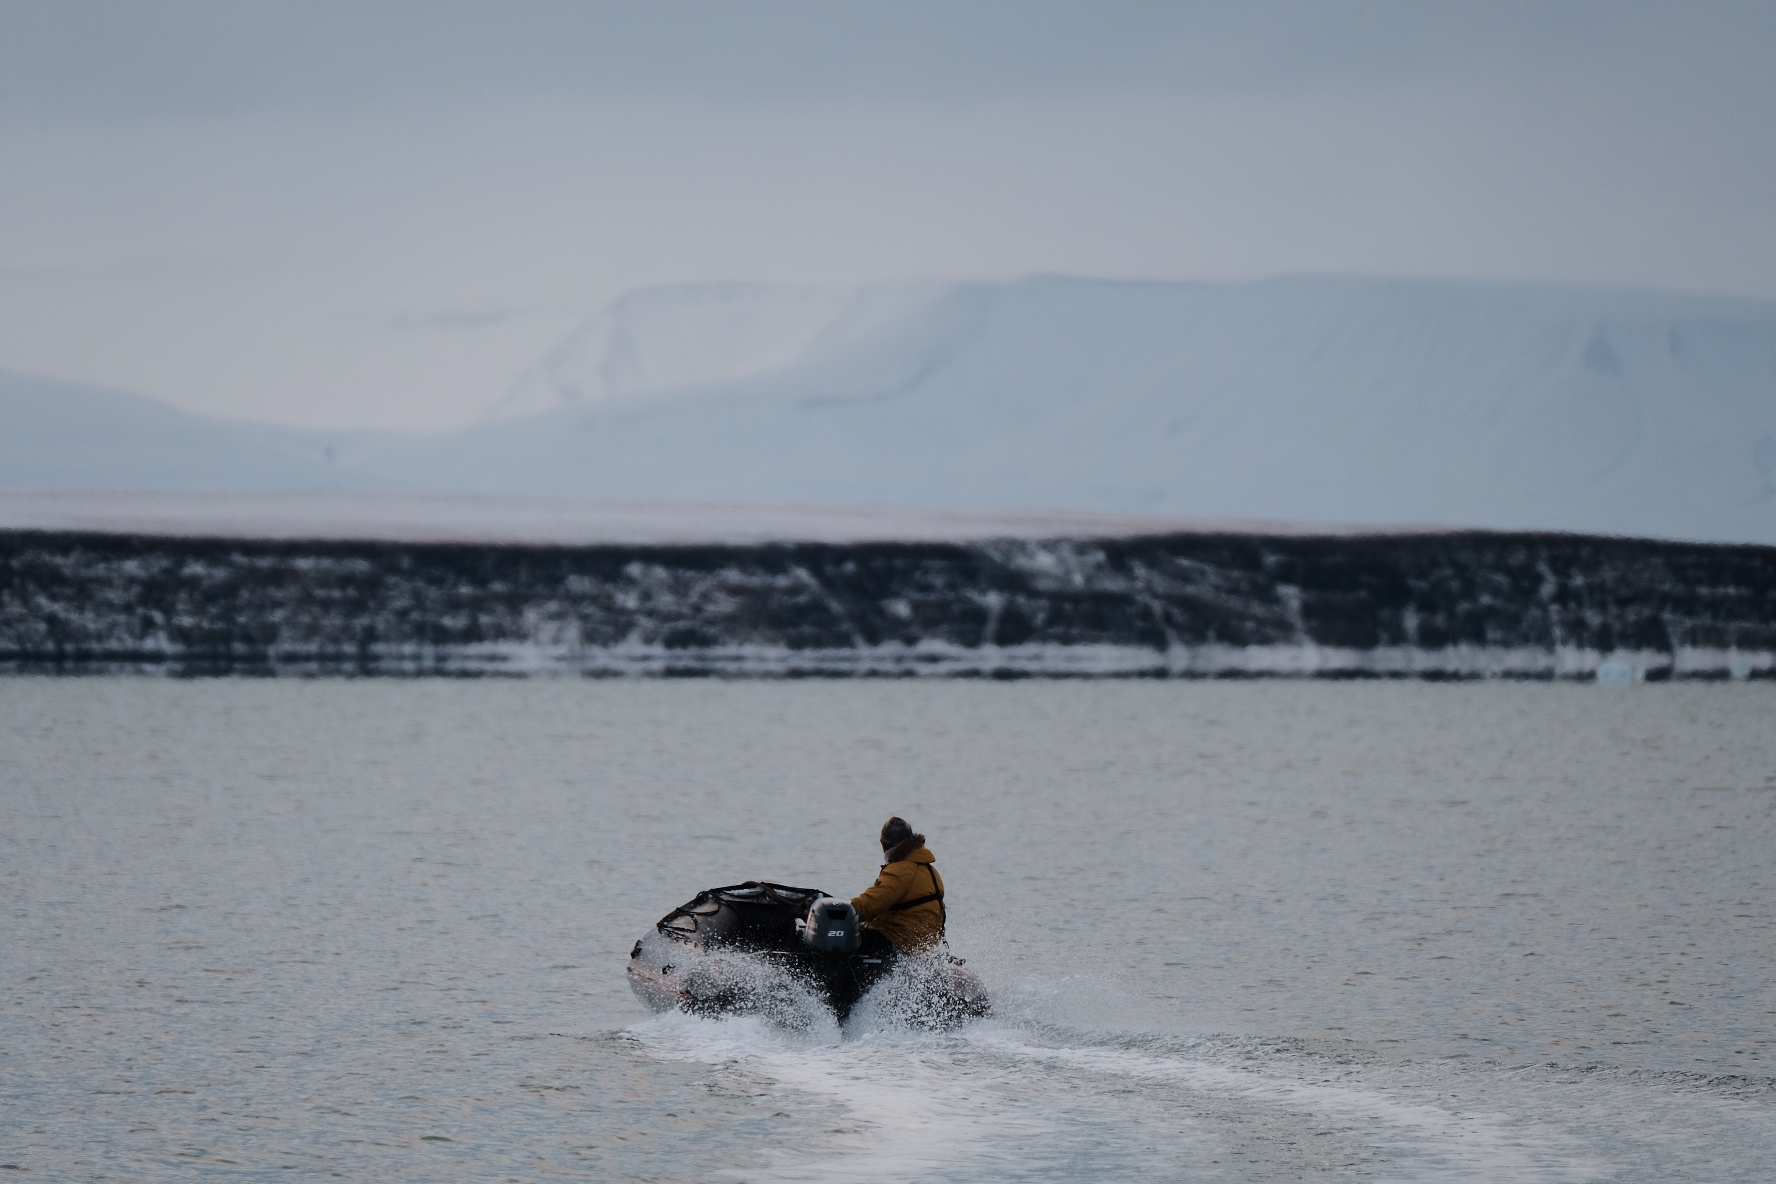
[623,970,1776,1182]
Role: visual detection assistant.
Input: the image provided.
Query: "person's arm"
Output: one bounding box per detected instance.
[851,861,916,922]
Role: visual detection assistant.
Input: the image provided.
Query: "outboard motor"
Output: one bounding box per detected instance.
[801,897,861,954]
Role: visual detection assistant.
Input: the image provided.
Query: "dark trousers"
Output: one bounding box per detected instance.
[858,927,898,959]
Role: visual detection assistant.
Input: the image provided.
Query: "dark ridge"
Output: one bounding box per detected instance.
[1,529,1772,678]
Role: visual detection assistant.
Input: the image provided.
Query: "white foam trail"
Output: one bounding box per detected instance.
[632,1006,1615,1181]
[630,958,1615,1184]
[630,1013,1073,1182]
[969,1029,1608,1182]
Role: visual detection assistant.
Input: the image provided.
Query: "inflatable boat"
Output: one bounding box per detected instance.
[627,881,989,1027]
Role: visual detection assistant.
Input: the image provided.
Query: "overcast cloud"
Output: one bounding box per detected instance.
[1,1,1772,430]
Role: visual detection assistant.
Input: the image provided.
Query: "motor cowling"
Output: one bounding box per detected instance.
[801,897,861,953]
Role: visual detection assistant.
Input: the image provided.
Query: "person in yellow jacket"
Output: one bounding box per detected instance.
[851,816,946,954]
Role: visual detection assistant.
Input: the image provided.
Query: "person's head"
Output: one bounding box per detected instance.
[879,816,923,859]
[880,816,913,851]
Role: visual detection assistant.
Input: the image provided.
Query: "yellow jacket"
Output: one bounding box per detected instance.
[851,846,945,951]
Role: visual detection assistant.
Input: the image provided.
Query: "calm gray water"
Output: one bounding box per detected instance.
[3,679,1772,1181]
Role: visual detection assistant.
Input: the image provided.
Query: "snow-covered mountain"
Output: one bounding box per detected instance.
[0,368,399,492]
[4,275,1774,543]
[500,282,855,415]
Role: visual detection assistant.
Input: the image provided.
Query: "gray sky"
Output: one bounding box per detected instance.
[2,1,1773,431]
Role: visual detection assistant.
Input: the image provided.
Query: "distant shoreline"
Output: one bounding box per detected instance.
[0,490,1449,548]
